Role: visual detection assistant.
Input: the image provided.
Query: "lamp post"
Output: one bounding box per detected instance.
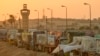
[61,5,68,31]
[34,10,39,30]
[18,17,21,29]
[84,3,92,30]
[42,9,47,30]
[2,14,7,28]
[15,13,21,29]
[47,8,53,31]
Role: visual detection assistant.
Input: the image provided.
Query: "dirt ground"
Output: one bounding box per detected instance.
[0,41,51,56]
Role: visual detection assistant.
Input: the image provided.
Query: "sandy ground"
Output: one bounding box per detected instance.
[0,41,52,56]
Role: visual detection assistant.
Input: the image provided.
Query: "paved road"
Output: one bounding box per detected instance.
[0,41,51,56]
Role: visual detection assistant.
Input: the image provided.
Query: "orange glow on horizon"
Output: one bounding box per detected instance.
[0,0,100,21]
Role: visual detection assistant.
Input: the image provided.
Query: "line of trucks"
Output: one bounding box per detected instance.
[0,29,100,56]
[0,28,58,53]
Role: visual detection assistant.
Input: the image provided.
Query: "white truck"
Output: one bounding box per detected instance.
[7,29,18,45]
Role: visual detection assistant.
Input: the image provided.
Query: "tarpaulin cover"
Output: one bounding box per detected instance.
[52,44,82,53]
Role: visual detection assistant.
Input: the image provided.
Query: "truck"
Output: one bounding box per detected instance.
[7,29,18,45]
[0,29,7,41]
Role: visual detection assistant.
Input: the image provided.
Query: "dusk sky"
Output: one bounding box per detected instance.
[0,0,100,21]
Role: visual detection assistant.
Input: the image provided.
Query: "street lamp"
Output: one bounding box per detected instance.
[34,10,39,30]
[47,8,53,31]
[84,3,92,30]
[61,5,68,31]
[18,17,21,29]
[2,14,7,28]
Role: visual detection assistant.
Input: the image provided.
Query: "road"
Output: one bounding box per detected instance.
[0,41,51,56]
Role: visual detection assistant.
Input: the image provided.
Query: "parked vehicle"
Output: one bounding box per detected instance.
[33,30,47,51]
[21,32,31,50]
[7,29,18,45]
[0,29,7,41]
[16,32,23,47]
[14,29,37,49]
[60,30,86,44]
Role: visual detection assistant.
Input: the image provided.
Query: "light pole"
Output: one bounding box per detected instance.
[42,9,47,30]
[18,17,21,29]
[47,8,53,31]
[2,14,7,28]
[84,3,92,30]
[15,13,21,29]
[34,10,39,30]
[61,5,68,31]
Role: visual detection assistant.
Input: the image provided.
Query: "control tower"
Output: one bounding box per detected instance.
[20,4,30,32]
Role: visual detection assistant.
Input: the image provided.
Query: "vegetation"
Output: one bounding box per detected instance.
[93,26,99,30]
[7,15,16,28]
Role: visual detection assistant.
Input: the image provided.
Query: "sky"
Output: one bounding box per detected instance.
[0,0,100,21]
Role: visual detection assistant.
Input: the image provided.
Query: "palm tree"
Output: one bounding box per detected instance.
[7,15,16,28]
